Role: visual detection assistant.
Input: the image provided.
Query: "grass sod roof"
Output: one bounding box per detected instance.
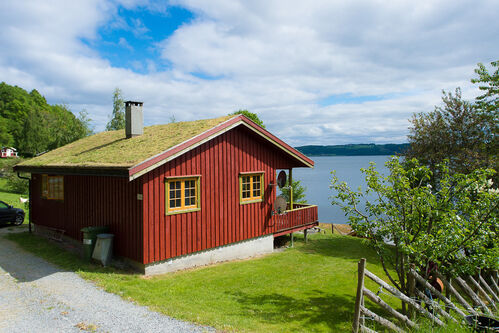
[18,115,233,169]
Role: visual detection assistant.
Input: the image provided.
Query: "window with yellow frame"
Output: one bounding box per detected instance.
[41,174,64,200]
[165,176,200,214]
[239,172,264,204]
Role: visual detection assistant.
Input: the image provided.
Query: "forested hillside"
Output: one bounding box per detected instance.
[0,82,92,156]
[296,143,409,156]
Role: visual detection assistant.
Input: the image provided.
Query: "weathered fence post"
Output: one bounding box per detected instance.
[454,276,491,315]
[365,269,444,326]
[490,273,499,296]
[409,268,466,319]
[436,272,478,316]
[479,271,499,303]
[468,275,497,312]
[353,258,366,333]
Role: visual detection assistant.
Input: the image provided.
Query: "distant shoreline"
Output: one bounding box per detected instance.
[295,143,409,156]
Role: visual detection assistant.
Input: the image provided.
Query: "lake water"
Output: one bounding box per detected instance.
[279,155,390,224]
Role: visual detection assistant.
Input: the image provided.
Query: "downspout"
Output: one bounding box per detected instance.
[17,172,31,233]
[288,168,293,210]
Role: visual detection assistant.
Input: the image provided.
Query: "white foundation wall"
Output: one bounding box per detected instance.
[144,235,274,275]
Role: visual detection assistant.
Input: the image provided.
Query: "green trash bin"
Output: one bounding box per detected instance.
[81,226,109,261]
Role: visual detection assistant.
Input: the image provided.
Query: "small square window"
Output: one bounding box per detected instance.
[165,176,200,214]
[239,173,264,204]
[41,175,64,200]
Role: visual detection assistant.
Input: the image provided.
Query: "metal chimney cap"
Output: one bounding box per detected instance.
[125,101,143,107]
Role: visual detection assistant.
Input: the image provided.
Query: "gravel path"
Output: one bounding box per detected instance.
[0,227,211,333]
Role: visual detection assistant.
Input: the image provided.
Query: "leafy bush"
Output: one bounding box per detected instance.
[6,171,28,194]
[0,158,29,194]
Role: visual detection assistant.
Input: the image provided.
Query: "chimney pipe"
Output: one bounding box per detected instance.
[125,101,143,138]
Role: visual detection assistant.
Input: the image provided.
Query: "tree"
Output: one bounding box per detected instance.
[406,88,496,179]
[0,82,92,156]
[472,59,499,113]
[229,109,265,128]
[17,108,51,156]
[471,60,499,173]
[0,116,13,146]
[75,109,94,138]
[280,179,307,204]
[106,88,125,131]
[331,158,498,301]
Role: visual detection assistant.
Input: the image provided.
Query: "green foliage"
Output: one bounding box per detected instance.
[0,82,93,156]
[280,178,307,204]
[472,59,499,113]
[0,158,29,194]
[331,158,498,295]
[17,108,51,156]
[106,88,125,131]
[229,109,265,128]
[407,61,498,182]
[407,88,496,178]
[6,171,28,194]
[0,116,14,146]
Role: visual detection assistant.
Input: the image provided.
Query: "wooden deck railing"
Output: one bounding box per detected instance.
[272,203,318,233]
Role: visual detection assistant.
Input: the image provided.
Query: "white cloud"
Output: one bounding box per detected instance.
[0,0,498,146]
[118,37,134,50]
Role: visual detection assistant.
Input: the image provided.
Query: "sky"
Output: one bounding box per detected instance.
[0,0,498,146]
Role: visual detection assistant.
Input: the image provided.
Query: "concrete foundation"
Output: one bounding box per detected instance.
[144,235,274,275]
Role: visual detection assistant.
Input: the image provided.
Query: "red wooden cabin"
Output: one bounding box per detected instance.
[15,103,318,274]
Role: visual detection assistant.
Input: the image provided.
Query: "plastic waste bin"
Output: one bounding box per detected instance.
[81,226,109,261]
[92,233,114,266]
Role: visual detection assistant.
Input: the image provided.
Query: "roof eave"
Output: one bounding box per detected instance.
[127,115,314,181]
[14,165,129,178]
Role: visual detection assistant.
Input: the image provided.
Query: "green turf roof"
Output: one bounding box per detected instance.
[18,115,233,168]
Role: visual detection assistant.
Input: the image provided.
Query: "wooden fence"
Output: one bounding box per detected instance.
[352,258,499,333]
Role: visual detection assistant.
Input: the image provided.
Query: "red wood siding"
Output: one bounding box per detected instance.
[30,174,143,262]
[141,126,301,264]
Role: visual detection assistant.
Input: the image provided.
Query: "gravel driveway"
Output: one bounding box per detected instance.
[0,227,211,333]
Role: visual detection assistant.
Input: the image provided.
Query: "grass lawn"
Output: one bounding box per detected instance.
[0,178,29,223]
[6,230,408,332]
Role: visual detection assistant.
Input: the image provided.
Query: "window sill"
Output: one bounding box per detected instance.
[165,207,201,216]
[240,199,263,205]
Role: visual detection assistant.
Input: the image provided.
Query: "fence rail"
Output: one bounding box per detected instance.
[352,259,499,333]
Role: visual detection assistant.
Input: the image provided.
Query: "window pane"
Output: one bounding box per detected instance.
[176,199,181,207]
[253,175,261,197]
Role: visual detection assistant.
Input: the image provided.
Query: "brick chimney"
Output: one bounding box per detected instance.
[125,101,143,138]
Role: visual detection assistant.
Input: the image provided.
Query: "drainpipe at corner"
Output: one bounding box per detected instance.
[17,172,31,233]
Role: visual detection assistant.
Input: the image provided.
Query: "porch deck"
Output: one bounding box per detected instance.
[272,203,319,236]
